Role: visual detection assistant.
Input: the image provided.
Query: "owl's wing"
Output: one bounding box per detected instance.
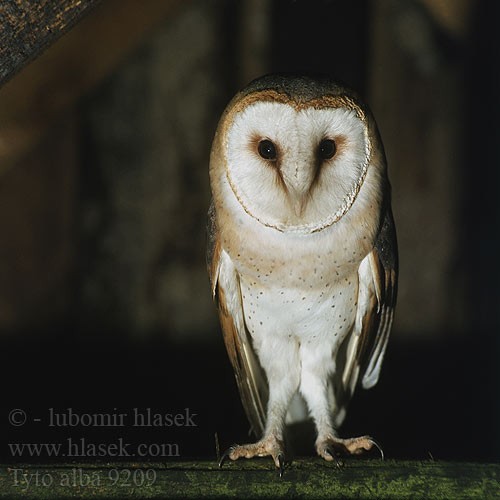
[207,202,268,437]
[339,205,398,410]
[359,205,398,389]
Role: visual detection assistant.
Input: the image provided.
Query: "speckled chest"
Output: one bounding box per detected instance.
[233,236,362,343]
[239,269,359,344]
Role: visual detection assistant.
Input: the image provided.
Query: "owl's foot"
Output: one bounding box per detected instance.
[219,435,285,477]
[316,435,384,463]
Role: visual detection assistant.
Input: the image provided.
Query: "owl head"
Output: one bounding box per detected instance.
[210,74,387,236]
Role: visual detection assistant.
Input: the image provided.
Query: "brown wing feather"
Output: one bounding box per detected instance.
[216,286,267,436]
[206,202,268,437]
[206,200,220,298]
[359,205,398,389]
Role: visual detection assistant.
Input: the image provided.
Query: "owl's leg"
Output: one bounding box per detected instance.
[219,336,300,477]
[299,345,382,463]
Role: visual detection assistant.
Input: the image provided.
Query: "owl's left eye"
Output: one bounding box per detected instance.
[258,140,277,160]
[318,139,337,160]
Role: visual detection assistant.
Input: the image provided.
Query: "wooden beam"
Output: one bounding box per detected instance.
[0,0,102,86]
[1,460,499,498]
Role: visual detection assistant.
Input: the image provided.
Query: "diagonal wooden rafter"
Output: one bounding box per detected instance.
[0,0,102,87]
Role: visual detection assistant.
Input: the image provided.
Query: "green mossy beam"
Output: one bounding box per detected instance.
[0,459,498,499]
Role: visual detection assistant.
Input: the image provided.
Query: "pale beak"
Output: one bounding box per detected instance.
[286,187,307,217]
[280,161,315,217]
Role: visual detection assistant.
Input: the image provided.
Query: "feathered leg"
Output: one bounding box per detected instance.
[299,342,383,463]
[220,336,300,476]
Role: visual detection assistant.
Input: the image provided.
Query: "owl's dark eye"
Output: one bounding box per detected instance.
[258,140,277,160]
[318,139,336,160]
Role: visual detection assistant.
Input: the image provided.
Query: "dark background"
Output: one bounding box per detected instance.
[0,0,498,463]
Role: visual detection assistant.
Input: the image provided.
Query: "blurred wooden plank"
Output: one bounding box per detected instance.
[0,0,184,175]
[367,0,472,338]
[0,0,102,86]
[1,460,499,498]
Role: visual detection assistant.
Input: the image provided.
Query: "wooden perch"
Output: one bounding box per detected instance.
[0,0,102,86]
[1,459,499,498]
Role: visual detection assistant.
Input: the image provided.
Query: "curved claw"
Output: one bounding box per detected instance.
[368,438,384,460]
[277,453,284,478]
[326,446,344,470]
[218,445,236,468]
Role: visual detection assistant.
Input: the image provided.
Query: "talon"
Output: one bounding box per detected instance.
[219,445,236,468]
[325,445,335,459]
[277,453,284,478]
[368,438,384,460]
[326,446,344,469]
[217,438,285,470]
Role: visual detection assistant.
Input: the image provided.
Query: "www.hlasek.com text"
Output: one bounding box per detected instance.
[9,438,180,458]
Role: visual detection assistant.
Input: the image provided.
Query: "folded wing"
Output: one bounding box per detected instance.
[207,202,268,437]
[334,206,398,427]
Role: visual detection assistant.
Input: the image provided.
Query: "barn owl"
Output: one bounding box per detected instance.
[207,74,397,476]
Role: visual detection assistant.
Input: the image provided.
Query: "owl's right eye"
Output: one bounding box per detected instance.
[258,140,277,160]
[318,139,337,160]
